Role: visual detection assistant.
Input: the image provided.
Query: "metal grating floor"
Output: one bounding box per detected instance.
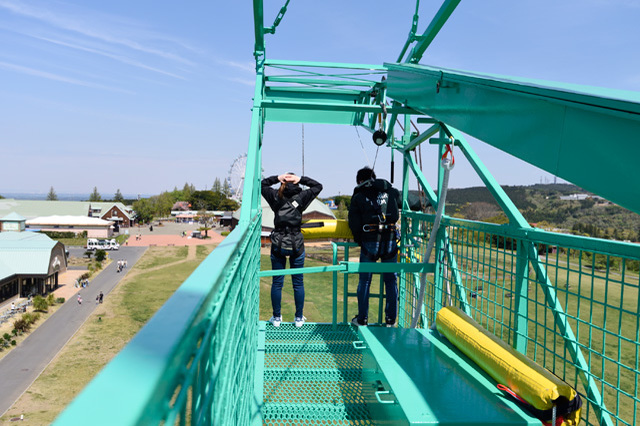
[262,323,373,426]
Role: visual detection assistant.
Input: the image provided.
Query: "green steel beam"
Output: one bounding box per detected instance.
[259,262,434,277]
[265,86,365,95]
[450,127,531,229]
[442,230,470,315]
[242,62,266,223]
[265,76,377,87]
[401,123,440,151]
[397,0,421,62]
[263,0,290,34]
[386,62,640,215]
[406,0,461,64]
[261,100,408,113]
[253,0,265,59]
[513,240,530,353]
[404,150,438,207]
[265,59,386,71]
[527,242,614,426]
[259,265,345,277]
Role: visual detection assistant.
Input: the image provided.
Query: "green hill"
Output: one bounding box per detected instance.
[445,184,640,241]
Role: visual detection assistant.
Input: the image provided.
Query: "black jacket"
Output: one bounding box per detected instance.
[348,178,400,244]
[262,175,323,253]
[261,175,323,223]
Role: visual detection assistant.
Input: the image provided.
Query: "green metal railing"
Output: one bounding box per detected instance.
[399,211,640,426]
[55,214,262,425]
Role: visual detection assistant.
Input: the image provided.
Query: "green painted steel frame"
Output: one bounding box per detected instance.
[57,1,640,425]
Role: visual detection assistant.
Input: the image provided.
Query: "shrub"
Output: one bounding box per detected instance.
[42,231,76,239]
[46,293,56,306]
[79,272,91,281]
[13,318,30,333]
[11,340,16,346]
[32,295,49,312]
[3,333,10,342]
[56,297,66,304]
[221,231,230,236]
[95,249,107,262]
[22,312,40,325]
[84,250,93,259]
[11,329,17,336]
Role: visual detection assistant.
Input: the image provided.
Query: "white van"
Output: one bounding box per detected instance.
[86,238,101,250]
[106,239,120,250]
[87,238,120,250]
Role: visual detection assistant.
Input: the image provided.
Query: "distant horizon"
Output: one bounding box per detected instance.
[0,181,582,202]
[0,192,149,202]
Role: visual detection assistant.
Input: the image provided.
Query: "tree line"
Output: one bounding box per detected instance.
[133,180,239,224]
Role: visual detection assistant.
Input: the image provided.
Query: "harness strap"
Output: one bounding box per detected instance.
[497,384,582,424]
[363,223,396,232]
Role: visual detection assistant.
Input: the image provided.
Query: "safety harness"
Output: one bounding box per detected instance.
[360,184,398,261]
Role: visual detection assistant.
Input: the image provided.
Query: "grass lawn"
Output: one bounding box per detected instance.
[0,244,215,425]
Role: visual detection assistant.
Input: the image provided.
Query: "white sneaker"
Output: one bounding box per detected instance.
[269,316,282,327]
[294,316,307,328]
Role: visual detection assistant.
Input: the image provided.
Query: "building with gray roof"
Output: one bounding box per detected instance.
[0,199,136,233]
[0,232,67,304]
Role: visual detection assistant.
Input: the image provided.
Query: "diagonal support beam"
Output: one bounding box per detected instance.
[407,0,461,64]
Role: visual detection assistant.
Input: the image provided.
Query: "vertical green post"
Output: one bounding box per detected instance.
[514,239,530,352]
[398,114,412,326]
[432,128,447,315]
[343,245,350,323]
[332,242,338,329]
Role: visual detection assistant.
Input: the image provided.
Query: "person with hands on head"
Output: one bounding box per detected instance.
[262,172,323,328]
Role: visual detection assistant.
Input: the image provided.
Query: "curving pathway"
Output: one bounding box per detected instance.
[0,246,146,417]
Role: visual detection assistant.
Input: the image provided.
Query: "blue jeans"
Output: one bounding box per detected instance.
[356,240,398,324]
[270,246,305,318]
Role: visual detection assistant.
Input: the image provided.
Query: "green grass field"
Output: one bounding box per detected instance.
[1,234,636,425]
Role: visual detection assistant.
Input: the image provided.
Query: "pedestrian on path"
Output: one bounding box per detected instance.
[99,291,104,304]
[77,294,82,305]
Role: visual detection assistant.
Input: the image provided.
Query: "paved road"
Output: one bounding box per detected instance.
[0,246,146,417]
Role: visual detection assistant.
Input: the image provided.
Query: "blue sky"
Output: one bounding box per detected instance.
[0,0,638,198]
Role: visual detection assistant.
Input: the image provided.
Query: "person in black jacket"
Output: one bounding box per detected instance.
[262,173,323,328]
[348,167,400,327]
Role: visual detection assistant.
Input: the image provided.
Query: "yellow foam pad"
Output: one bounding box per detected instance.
[436,306,581,425]
[300,219,353,240]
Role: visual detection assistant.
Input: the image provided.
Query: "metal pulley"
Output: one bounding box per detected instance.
[372,102,388,146]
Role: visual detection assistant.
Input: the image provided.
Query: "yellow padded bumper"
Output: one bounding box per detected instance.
[300,219,353,240]
[436,306,581,425]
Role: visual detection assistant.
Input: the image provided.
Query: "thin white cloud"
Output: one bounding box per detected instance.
[228,77,256,87]
[0,60,133,93]
[0,0,196,66]
[32,35,187,80]
[221,60,256,74]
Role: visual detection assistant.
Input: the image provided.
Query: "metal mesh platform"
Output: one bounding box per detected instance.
[262,323,373,426]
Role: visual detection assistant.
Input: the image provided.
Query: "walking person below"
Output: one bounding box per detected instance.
[262,172,323,328]
[77,294,82,305]
[348,167,400,327]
